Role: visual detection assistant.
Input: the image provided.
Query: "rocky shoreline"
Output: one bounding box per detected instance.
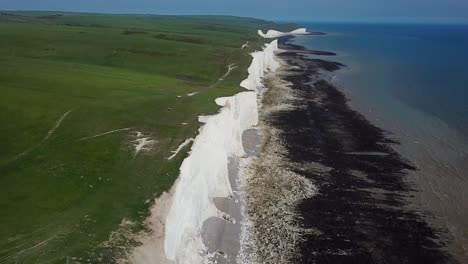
[243,35,457,263]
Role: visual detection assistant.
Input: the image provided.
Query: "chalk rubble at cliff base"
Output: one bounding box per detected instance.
[242,70,317,264]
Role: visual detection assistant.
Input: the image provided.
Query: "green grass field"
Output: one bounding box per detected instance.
[0,11,298,263]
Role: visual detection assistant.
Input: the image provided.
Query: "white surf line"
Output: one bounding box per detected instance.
[167,138,194,160]
[241,41,249,49]
[78,128,131,141]
[10,110,72,161]
[219,63,238,81]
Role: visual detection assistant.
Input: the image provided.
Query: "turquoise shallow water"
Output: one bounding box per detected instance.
[291,22,468,261]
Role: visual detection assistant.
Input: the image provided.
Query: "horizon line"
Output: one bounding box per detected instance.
[2,9,468,25]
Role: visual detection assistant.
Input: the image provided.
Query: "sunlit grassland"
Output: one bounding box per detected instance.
[0,11,299,263]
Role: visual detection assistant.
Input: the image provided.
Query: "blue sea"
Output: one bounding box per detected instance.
[292,22,468,261]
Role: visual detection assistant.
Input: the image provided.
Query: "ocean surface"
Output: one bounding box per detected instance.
[292,22,468,261]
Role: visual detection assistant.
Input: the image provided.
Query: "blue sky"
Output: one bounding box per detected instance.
[1,0,468,23]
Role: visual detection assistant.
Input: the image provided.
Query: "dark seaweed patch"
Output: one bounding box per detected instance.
[273,36,456,264]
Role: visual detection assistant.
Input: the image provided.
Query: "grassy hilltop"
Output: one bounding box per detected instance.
[0,11,297,263]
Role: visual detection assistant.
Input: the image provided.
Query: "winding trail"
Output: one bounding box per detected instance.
[208,63,238,89]
[179,62,240,99]
[219,64,238,81]
[241,41,249,49]
[79,128,131,141]
[9,110,72,162]
[0,235,57,262]
[43,111,72,143]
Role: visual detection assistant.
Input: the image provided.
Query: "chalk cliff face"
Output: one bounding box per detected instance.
[241,40,280,93]
[257,28,308,38]
[163,39,280,263]
[164,92,258,262]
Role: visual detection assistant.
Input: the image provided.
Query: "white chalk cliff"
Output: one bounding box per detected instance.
[164,38,280,263]
[135,28,298,263]
[240,40,280,93]
[258,28,308,38]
